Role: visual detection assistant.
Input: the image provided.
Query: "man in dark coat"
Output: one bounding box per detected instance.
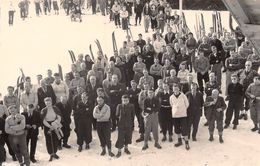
[108,74,125,131]
[238,61,258,120]
[115,95,135,158]
[74,92,92,152]
[22,104,41,163]
[224,74,244,130]
[0,104,16,162]
[204,89,227,143]
[164,27,175,44]
[126,80,144,140]
[134,0,143,25]
[186,83,204,141]
[158,83,173,142]
[37,79,56,111]
[142,89,162,150]
[86,76,100,130]
[55,96,72,149]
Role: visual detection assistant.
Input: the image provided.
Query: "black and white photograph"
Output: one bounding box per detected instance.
[0,0,260,165]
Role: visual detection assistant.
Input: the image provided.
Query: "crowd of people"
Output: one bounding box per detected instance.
[1,0,260,166]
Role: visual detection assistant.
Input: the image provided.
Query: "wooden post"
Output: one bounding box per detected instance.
[179,0,183,36]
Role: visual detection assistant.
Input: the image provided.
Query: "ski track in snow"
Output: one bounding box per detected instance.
[0,2,259,166]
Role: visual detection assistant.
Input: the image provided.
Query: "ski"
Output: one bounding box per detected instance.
[112,31,118,54]
[89,44,95,61]
[68,50,75,63]
[58,64,63,81]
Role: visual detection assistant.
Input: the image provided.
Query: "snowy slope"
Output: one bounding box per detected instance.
[0,2,259,166]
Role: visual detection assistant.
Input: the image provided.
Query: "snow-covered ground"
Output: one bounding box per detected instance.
[0,2,260,166]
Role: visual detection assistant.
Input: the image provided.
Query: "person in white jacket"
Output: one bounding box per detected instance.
[169,83,190,150]
[153,33,166,54]
[52,73,69,103]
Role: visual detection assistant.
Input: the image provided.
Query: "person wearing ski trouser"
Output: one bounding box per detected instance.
[120,6,129,30]
[55,96,72,149]
[245,75,260,133]
[142,89,162,151]
[93,96,115,157]
[21,104,41,163]
[34,0,42,16]
[74,92,92,152]
[115,95,135,158]
[91,0,97,14]
[170,84,190,150]
[238,61,258,120]
[43,0,50,15]
[66,0,74,15]
[41,97,61,162]
[8,2,15,26]
[108,74,124,131]
[99,0,106,15]
[142,2,151,33]
[134,0,143,26]
[18,0,27,20]
[111,1,121,28]
[127,80,144,137]
[5,105,30,166]
[158,83,173,142]
[204,89,227,143]
[0,104,16,162]
[224,74,244,130]
[186,83,204,141]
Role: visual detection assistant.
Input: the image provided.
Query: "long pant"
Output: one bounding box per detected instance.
[44,5,50,14]
[187,115,200,139]
[208,111,223,134]
[151,18,157,30]
[135,13,142,25]
[144,112,159,144]
[20,9,26,19]
[0,144,4,162]
[115,127,132,149]
[189,51,196,72]
[250,101,260,125]
[211,63,222,86]
[66,3,73,15]
[114,13,120,26]
[243,95,250,112]
[135,106,144,134]
[9,133,30,165]
[49,0,52,11]
[173,117,188,136]
[26,130,38,159]
[160,107,173,136]
[43,126,59,155]
[1,134,15,157]
[99,0,106,15]
[111,104,118,130]
[75,118,92,146]
[225,101,240,125]
[96,121,112,149]
[61,123,71,145]
[53,1,59,12]
[35,2,42,15]
[157,20,165,33]
[197,72,209,93]
[91,0,97,14]
[144,15,150,32]
[8,11,14,25]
